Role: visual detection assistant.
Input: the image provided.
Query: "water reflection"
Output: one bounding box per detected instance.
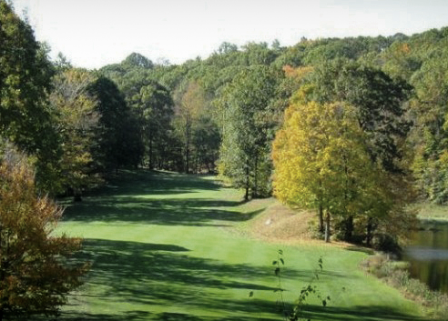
[403,222,448,293]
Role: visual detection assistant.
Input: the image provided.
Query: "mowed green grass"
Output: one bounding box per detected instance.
[54,170,424,321]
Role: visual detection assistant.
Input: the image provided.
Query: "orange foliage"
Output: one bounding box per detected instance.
[0,148,89,319]
[282,65,314,80]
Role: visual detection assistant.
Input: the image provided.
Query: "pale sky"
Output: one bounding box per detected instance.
[9,0,448,69]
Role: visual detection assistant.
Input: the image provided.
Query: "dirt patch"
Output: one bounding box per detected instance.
[246,200,324,246]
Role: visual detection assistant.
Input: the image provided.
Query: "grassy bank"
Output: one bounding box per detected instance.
[414,203,448,222]
[53,170,424,320]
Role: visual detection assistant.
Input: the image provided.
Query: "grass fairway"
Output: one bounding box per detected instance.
[54,171,424,321]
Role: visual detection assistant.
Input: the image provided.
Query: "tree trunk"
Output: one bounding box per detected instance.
[366,217,373,247]
[244,164,250,202]
[73,189,82,202]
[344,216,354,242]
[252,155,258,198]
[149,135,153,170]
[324,211,331,243]
[185,122,191,174]
[185,146,189,173]
[0,227,7,321]
[318,204,324,234]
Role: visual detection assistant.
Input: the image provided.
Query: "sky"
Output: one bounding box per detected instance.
[9,0,448,69]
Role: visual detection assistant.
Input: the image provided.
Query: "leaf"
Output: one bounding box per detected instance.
[278,249,283,255]
[322,300,327,307]
[280,258,285,265]
[275,267,280,276]
[249,291,254,298]
[272,260,278,265]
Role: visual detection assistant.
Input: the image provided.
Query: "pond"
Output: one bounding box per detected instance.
[402,222,448,293]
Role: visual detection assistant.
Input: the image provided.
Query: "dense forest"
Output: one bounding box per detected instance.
[1,1,448,317]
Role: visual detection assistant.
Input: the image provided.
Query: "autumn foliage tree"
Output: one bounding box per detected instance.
[272,97,416,246]
[0,146,88,320]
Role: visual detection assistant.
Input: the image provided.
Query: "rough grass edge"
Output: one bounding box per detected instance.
[361,254,448,320]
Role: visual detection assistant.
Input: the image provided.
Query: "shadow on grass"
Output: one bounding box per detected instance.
[62,198,259,226]
[55,238,288,320]
[78,238,305,293]
[52,171,425,321]
[48,238,425,321]
[301,305,426,321]
[345,245,376,255]
[89,170,223,198]
[60,171,253,226]
[56,311,277,321]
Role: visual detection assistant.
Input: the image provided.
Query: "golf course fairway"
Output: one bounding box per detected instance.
[54,170,424,321]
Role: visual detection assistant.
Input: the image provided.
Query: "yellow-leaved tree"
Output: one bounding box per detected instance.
[272,98,416,245]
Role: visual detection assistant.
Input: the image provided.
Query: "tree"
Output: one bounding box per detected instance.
[0,1,60,193]
[139,81,174,169]
[88,76,142,170]
[122,52,154,70]
[408,46,448,203]
[101,63,174,169]
[216,42,238,55]
[219,66,279,200]
[309,59,412,174]
[273,97,416,245]
[273,100,369,241]
[173,81,207,173]
[0,146,88,320]
[50,69,101,201]
[0,1,54,151]
[299,60,413,240]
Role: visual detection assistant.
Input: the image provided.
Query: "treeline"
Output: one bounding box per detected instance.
[126,28,448,249]
[2,1,448,242]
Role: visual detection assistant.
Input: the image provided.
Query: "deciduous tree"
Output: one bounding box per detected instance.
[219,66,278,200]
[273,98,416,244]
[0,146,88,320]
[0,1,60,193]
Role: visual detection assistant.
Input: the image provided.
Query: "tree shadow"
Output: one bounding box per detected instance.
[300,304,427,321]
[77,238,311,293]
[87,170,223,198]
[41,239,422,321]
[60,170,253,226]
[62,199,261,226]
[56,310,278,321]
[345,245,376,255]
[54,238,299,320]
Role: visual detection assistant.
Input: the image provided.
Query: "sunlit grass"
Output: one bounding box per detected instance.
[412,202,448,222]
[50,170,425,320]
